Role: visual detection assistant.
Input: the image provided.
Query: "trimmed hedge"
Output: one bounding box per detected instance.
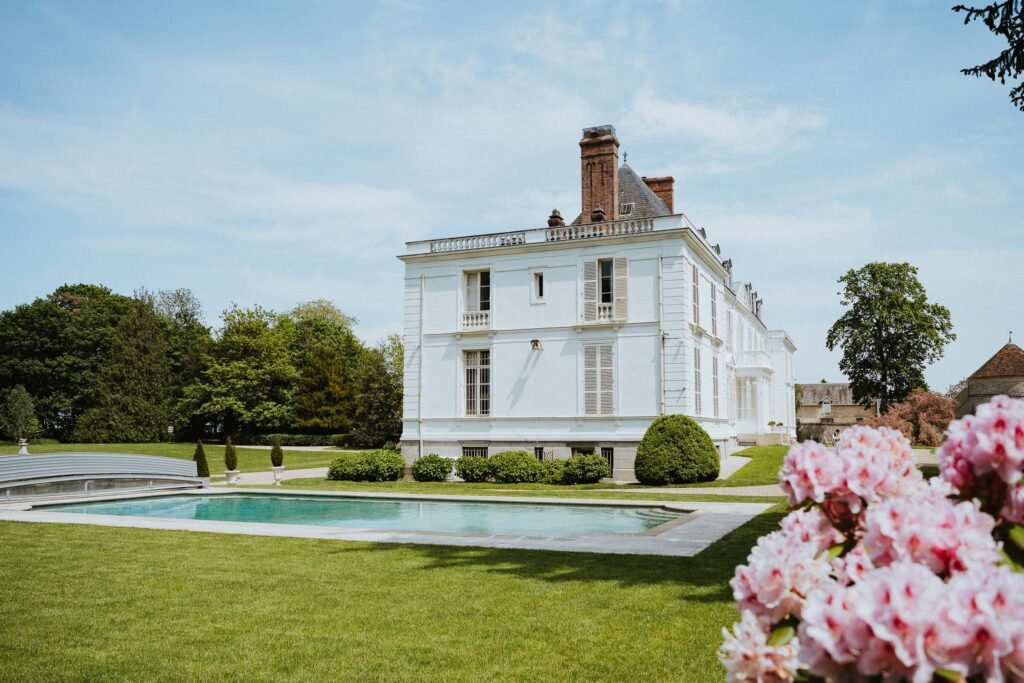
[327,450,406,482]
[234,433,353,447]
[563,453,610,484]
[193,440,210,478]
[411,454,453,482]
[454,455,492,483]
[270,437,284,467]
[224,436,238,471]
[634,414,719,485]
[537,459,567,485]
[489,450,539,484]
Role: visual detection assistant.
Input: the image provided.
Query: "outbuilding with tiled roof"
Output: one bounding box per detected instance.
[955,342,1024,417]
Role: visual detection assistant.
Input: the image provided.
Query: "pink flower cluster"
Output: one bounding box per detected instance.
[720,397,1024,682]
[799,562,1024,683]
[719,611,800,683]
[779,425,922,512]
[939,394,1024,492]
[862,489,1000,575]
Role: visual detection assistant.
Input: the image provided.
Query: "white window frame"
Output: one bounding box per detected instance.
[463,269,491,313]
[464,349,491,417]
[711,286,718,337]
[582,342,615,416]
[694,346,703,416]
[713,355,720,418]
[582,258,628,322]
[531,271,545,304]
[692,264,700,327]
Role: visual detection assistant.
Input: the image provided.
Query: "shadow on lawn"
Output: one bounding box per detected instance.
[322,504,786,600]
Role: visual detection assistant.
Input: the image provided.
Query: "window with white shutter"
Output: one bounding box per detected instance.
[583,343,614,416]
[583,258,627,322]
[692,264,700,326]
[583,260,598,321]
[713,355,720,417]
[711,286,718,337]
[694,347,703,415]
[613,257,628,321]
[464,350,491,416]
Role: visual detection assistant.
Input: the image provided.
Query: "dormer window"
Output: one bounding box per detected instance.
[619,202,634,216]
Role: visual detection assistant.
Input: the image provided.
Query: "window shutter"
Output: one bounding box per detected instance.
[613,257,628,321]
[465,272,479,312]
[583,344,598,415]
[599,343,614,415]
[583,260,597,321]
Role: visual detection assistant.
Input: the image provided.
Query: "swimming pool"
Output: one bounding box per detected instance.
[49,494,686,538]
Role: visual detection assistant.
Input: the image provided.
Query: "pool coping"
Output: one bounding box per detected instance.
[0,487,772,557]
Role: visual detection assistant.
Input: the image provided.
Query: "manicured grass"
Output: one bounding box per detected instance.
[683,445,789,488]
[0,442,339,475]
[0,503,784,682]
[252,478,786,504]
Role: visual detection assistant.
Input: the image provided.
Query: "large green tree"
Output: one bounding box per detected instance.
[0,284,133,438]
[955,1,1024,111]
[285,300,361,433]
[72,297,173,442]
[826,263,955,412]
[180,305,299,435]
[350,334,404,448]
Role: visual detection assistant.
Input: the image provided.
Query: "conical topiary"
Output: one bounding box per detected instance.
[270,437,284,468]
[193,439,210,478]
[224,436,238,471]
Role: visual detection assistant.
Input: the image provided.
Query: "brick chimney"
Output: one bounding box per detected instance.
[579,125,619,224]
[642,176,674,213]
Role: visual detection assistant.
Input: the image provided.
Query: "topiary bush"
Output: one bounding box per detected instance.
[224,436,238,471]
[455,455,492,483]
[327,452,363,481]
[489,450,540,484]
[411,454,453,482]
[563,453,610,484]
[536,459,567,485]
[635,414,719,485]
[270,437,284,467]
[193,440,210,478]
[326,450,406,482]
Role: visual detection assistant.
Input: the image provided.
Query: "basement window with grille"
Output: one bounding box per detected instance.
[462,446,488,458]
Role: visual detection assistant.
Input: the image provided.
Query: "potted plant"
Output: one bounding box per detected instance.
[193,439,211,486]
[224,436,240,485]
[0,385,38,455]
[270,437,285,485]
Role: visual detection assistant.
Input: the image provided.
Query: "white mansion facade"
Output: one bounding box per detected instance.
[398,125,795,480]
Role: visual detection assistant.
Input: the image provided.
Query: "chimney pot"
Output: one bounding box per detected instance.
[579,125,619,224]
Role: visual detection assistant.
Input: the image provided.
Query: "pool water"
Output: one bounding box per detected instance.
[49,494,684,537]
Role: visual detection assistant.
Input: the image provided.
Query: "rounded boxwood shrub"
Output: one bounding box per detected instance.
[411,454,453,482]
[454,455,492,483]
[489,450,540,484]
[563,453,610,484]
[327,452,363,481]
[358,449,406,482]
[634,414,719,485]
[536,459,567,485]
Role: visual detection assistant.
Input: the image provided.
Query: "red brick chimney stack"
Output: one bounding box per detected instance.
[579,125,619,224]
[642,176,675,213]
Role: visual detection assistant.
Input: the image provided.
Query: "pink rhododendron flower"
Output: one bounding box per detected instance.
[719,611,800,683]
[830,543,873,586]
[779,440,845,506]
[778,507,844,554]
[939,395,1024,488]
[862,491,1000,575]
[1003,482,1024,524]
[731,529,833,622]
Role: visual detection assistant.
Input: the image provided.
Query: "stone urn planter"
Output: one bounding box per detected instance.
[225,469,241,485]
[17,438,29,455]
[271,465,285,485]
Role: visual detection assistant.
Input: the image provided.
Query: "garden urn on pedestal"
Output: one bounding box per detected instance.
[272,465,284,485]
[17,438,28,455]
[225,469,241,485]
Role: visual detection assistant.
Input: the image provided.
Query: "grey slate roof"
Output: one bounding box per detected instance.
[570,163,671,225]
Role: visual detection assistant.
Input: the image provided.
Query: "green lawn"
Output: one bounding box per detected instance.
[683,445,789,488]
[0,442,340,475]
[0,502,784,682]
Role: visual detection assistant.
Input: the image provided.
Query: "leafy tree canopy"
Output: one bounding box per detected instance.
[826,262,955,412]
[0,385,39,441]
[954,1,1024,111]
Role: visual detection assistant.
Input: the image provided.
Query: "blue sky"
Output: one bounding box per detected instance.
[1,0,1021,390]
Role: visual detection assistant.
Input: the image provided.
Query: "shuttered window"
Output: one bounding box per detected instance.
[694,347,703,416]
[583,258,627,322]
[692,264,700,326]
[711,286,718,337]
[583,343,614,416]
[465,271,490,312]
[465,350,491,416]
[713,355,720,418]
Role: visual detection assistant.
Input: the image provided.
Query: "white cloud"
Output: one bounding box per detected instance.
[622,88,827,155]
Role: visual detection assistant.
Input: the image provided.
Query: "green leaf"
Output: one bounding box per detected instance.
[767,623,796,647]
[824,542,845,560]
[934,668,964,682]
[1007,524,1024,550]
